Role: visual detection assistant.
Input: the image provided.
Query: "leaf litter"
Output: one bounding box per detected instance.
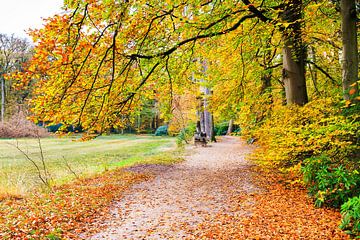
[0,136,348,239]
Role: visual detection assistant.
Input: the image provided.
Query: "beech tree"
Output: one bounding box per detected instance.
[281,0,308,105]
[340,0,358,100]
[13,0,356,133]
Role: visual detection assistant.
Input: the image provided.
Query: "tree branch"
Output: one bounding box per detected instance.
[127,13,258,60]
[305,60,340,86]
[241,0,271,22]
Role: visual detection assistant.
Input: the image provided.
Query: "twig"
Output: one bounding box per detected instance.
[8,140,52,190]
[63,156,79,179]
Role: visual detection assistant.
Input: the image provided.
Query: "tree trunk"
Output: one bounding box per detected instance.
[199,86,214,140]
[227,119,234,135]
[341,0,359,100]
[137,114,141,133]
[260,39,273,95]
[281,0,308,105]
[1,76,5,122]
[198,60,215,141]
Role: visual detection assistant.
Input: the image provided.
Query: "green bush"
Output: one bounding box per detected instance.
[176,123,196,146]
[340,196,360,237]
[154,125,168,136]
[214,122,241,136]
[302,155,360,207]
[215,122,228,136]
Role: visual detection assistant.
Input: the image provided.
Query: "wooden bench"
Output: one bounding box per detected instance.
[194,132,207,147]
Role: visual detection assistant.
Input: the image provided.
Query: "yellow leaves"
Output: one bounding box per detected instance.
[345,100,352,107]
[246,97,359,172]
[276,22,291,28]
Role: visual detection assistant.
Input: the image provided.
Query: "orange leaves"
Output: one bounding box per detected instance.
[0,170,149,239]
[190,168,349,239]
[349,88,357,96]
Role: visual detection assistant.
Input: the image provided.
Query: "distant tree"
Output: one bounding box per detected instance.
[0,34,32,121]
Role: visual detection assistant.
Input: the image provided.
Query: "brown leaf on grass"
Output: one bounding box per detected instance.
[0,169,150,239]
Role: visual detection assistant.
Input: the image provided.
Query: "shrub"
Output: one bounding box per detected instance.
[340,196,360,237]
[302,155,360,207]
[176,122,196,146]
[154,125,168,136]
[215,122,229,136]
[0,112,49,138]
[249,98,359,168]
[214,122,241,136]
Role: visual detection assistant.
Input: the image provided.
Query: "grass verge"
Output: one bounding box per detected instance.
[0,134,179,198]
[0,134,183,239]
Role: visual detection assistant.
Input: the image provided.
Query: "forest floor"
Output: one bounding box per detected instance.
[90,136,348,239]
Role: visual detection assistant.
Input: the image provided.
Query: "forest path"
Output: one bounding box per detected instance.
[91,136,259,239]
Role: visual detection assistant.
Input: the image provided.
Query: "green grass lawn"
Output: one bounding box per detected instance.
[0,134,179,197]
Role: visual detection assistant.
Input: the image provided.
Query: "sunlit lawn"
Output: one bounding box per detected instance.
[0,134,179,197]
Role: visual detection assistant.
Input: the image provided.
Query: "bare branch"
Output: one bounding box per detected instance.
[8,140,51,189]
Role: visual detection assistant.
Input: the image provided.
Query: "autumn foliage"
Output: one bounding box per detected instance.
[0,169,149,239]
[3,0,359,237]
[191,168,349,239]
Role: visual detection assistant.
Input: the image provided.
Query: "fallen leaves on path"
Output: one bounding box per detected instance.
[0,169,150,239]
[190,167,349,239]
[0,137,349,239]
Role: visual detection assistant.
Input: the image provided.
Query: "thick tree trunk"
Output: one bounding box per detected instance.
[197,60,215,141]
[1,76,5,122]
[341,0,359,100]
[281,0,308,105]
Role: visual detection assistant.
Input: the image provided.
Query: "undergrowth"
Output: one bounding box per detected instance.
[238,97,359,237]
[0,111,49,138]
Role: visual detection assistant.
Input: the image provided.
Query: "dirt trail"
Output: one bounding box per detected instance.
[91,136,258,239]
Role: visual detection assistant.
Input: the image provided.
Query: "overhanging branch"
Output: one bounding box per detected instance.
[126,13,258,60]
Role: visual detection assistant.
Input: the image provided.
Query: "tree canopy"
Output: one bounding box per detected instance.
[11,0,359,135]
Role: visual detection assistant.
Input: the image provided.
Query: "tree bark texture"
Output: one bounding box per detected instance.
[281,0,308,105]
[341,0,359,100]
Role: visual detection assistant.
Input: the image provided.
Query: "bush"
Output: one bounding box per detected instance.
[214,122,241,136]
[176,123,196,146]
[0,112,49,138]
[215,122,228,136]
[302,155,360,207]
[250,98,359,168]
[340,196,360,237]
[45,123,83,133]
[154,125,168,136]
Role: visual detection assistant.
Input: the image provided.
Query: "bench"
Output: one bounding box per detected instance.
[194,132,207,147]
